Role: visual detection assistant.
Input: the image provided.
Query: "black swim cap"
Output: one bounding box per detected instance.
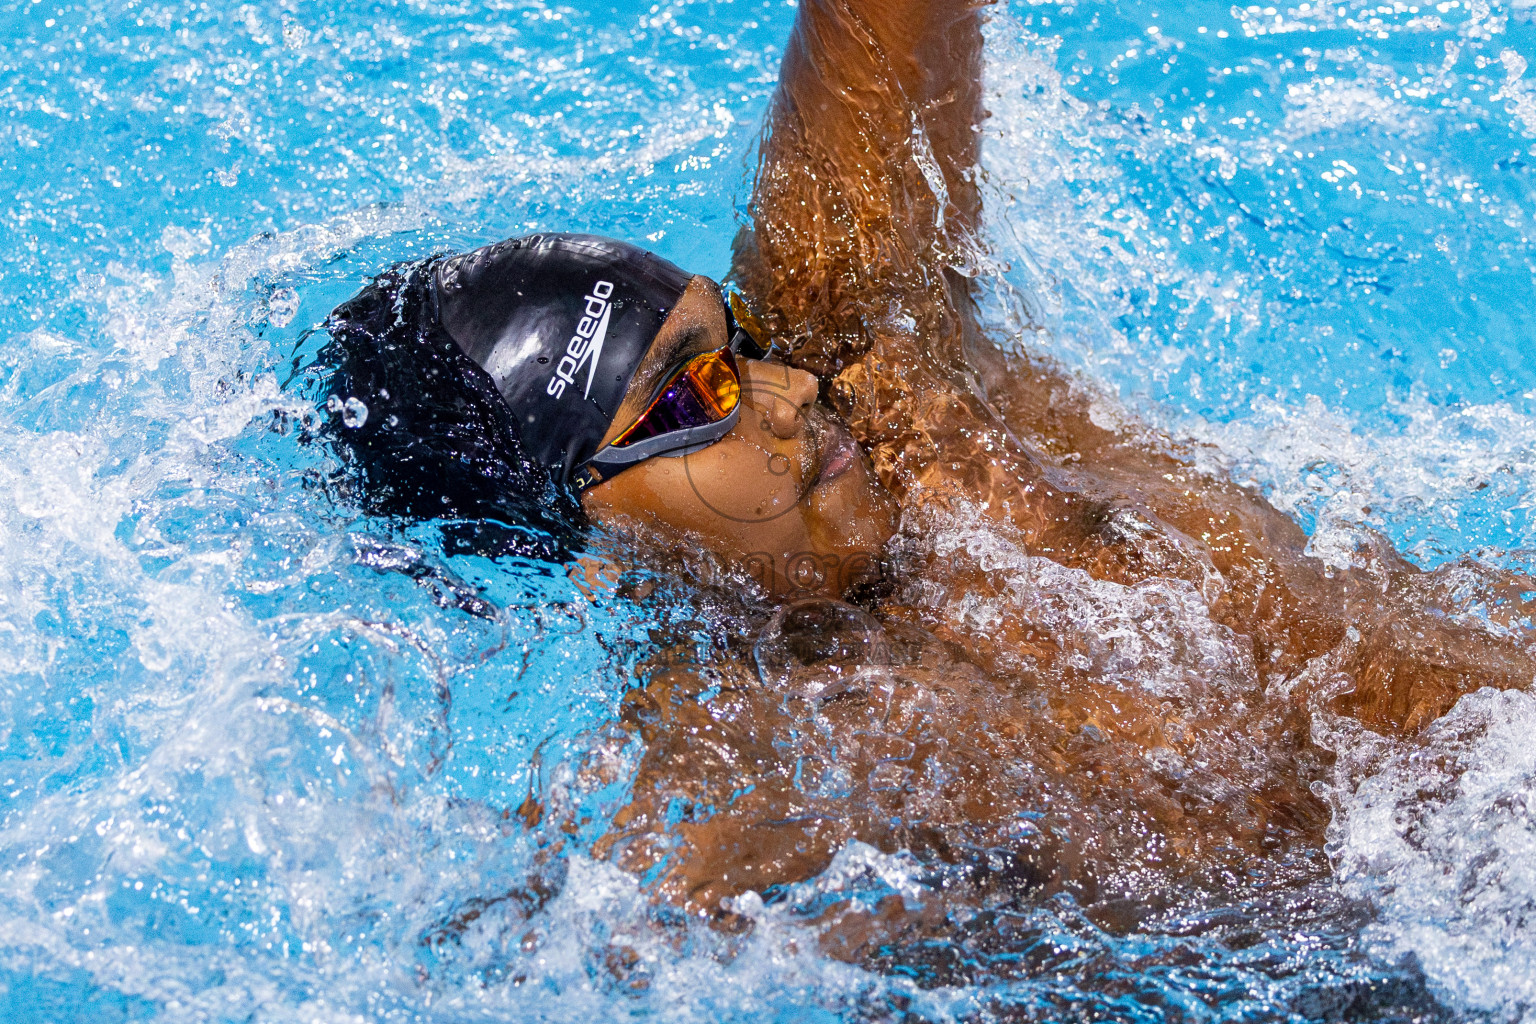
[433,233,693,489]
[310,262,585,565]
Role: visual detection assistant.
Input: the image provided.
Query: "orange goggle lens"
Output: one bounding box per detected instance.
[610,347,741,449]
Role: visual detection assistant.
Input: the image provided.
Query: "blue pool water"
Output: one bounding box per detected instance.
[2,0,1536,1021]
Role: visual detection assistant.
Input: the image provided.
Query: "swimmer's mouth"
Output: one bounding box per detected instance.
[804,417,860,495]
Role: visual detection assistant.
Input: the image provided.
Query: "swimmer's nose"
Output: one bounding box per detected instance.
[741,358,818,439]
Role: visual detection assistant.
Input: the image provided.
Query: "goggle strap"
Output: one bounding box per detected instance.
[729,326,769,360]
[724,290,771,359]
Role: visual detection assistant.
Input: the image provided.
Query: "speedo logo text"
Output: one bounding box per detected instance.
[546,280,615,399]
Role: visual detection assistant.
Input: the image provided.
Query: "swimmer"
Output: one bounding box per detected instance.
[321,0,1536,933]
[321,233,895,598]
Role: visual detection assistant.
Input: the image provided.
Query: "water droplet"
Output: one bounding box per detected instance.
[342,397,369,428]
[159,224,210,261]
[268,287,299,327]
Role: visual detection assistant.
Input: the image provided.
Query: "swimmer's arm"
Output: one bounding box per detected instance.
[773,0,986,230]
[733,0,988,366]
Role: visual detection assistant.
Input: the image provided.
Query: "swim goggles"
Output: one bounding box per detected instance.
[575,289,770,488]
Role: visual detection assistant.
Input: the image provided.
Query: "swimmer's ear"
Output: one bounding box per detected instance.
[568,554,620,603]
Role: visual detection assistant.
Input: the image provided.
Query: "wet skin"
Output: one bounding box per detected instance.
[563,0,1536,936]
[580,275,897,599]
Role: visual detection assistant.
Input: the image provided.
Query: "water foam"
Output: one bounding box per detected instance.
[1188,390,1536,568]
[1329,687,1536,1020]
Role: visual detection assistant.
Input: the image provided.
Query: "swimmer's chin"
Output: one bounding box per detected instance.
[589,492,894,603]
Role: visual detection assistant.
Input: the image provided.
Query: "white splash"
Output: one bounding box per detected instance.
[1329,687,1536,1020]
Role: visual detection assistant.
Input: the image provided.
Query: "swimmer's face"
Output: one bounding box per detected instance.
[581,276,897,598]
